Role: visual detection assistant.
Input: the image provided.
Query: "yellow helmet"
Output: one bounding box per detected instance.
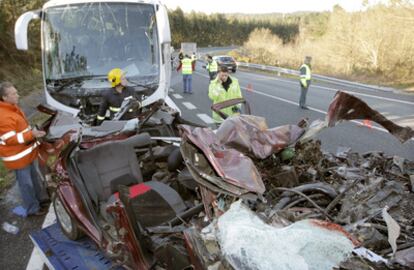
[107,68,124,87]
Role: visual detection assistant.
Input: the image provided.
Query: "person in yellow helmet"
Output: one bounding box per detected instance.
[96,68,137,125]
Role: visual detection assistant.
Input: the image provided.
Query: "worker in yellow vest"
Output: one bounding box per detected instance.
[208,66,242,124]
[176,55,195,94]
[299,56,312,109]
[206,55,218,81]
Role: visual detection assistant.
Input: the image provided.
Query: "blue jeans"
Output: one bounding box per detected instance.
[183,74,192,93]
[15,161,48,215]
[299,81,310,108]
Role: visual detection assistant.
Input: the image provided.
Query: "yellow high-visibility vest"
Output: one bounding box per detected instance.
[208,60,218,72]
[208,76,242,123]
[300,64,311,80]
[181,58,193,75]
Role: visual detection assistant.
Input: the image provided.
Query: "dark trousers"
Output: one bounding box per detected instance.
[183,74,192,93]
[299,81,310,108]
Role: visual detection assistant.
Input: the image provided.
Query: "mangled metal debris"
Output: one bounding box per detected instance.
[179,137,414,269]
[176,91,413,270]
[39,91,413,269]
[327,91,414,143]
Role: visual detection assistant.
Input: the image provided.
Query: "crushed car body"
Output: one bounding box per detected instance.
[36,91,414,269]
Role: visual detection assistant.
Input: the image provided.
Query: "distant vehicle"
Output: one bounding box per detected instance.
[180,42,197,56]
[213,55,237,73]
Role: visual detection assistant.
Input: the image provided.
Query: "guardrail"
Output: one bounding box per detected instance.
[236,61,394,92]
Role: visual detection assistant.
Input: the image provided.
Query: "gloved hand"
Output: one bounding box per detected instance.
[300,79,307,88]
[231,106,241,113]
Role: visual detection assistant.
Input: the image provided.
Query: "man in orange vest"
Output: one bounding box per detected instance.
[0,82,49,216]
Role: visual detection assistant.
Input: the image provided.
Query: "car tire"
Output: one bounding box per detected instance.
[53,194,84,240]
[232,68,237,73]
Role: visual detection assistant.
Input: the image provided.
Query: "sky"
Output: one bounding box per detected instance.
[161,0,384,14]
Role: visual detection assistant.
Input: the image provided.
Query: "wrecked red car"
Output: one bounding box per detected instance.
[36,92,414,269]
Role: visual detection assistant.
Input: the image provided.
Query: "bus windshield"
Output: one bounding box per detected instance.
[43,2,159,85]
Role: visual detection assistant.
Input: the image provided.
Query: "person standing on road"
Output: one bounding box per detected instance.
[0,82,49,216]
[208,66,242,124]
[206,55,218,81]
[96,68,139,125]
[299,56,312,109]
[176,55,195,94]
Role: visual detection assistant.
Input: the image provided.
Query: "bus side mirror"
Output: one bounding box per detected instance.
[15,10,41,50]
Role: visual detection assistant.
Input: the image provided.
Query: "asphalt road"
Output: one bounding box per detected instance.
[170,63,414,160]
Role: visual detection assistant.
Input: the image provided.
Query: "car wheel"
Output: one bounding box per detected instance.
[232,68,237,73]
[53,194,83,240]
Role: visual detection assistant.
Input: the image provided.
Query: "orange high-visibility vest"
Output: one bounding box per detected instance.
[0,101,39,169]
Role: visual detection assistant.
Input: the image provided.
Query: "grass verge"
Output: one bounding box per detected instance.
[0,162,13,194]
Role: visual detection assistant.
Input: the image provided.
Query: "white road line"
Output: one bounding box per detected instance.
[198,68,411,104]
[198,72,412,139]
[240,86,327,114]
[240,86,410,135]
[241,74,414,106]
[26,205,56,270]
[182,102,197,110]
[241,71,386,93]
[197,113,215,124]
[397,118,414,127]
[385,115,401,120]
[172,93,183,99]
[324,87,414,106]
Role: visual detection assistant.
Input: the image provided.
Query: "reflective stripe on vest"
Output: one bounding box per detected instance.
[209,61,218,72]
[0,127,31,145]
[17,127,31,144]
[109,106,121,112]
[1,141,39,162]
[182,59,193,75]
[0,131,16,141]
[300,64,311,80]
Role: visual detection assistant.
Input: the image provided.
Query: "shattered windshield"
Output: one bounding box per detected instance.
[43,3,159,85]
